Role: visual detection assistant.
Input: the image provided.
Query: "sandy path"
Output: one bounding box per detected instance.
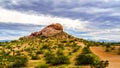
[90,47,120,68]
[76,42,85,48]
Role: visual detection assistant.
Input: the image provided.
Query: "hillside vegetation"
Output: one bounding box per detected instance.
[1,23,118,68]
[0,31,111,68]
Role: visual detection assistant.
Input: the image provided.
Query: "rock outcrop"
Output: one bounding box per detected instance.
[21,23,63,38]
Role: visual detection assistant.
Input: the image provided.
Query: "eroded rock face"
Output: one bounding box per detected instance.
[24,23,63,38]
[46,23,63,30]
[41,23,63,37]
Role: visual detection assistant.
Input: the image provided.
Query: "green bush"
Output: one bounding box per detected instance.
[44,51,70,65]
[75,53,100,65]
[91,60,109,68]
[81,47,92,54]
[41,44,49,50]
[31,54,40,60]
[11,55,28,67]
[52,55,70,65]
[0,56,9,68]
[56,49,63,55]
[61,40,67,43]
[44,52,55,63]
[37,50,43,54]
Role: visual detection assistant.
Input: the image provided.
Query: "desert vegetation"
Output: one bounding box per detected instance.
[1,24,120,68]
[0,32,114,68]
[0,32,82,68]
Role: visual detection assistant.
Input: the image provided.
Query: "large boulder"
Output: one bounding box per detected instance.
[28,23,63,37]
[40,23,63,37]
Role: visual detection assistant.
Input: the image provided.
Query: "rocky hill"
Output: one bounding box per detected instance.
[0,23,108,68]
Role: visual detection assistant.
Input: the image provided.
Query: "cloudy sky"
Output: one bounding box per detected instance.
[0,0,120,41]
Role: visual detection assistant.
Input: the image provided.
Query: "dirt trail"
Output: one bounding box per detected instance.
[76,42,85,48]
[90,47,120,68]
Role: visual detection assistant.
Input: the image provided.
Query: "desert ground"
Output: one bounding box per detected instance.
[90,46,120,68]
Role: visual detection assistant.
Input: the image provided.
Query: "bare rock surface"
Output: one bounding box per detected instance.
[40,23,63,37]
[20,23,63,38]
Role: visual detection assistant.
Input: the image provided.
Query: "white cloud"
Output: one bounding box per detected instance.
[79,28,120,41]
[53,7,113,14]
[70,7,113,14]
[91,35,120,41]
[110,12,120,16]
[11,0,20,5]
[0,7,88,30]
[0,7,120,41]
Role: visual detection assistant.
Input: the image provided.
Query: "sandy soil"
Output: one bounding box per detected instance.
[90,46,120,68]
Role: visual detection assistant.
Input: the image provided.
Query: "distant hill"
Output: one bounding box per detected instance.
[0,40,11,42]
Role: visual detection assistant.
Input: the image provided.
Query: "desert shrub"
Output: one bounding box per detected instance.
[0,56,9,68]
[11,55,28,67]
[44,52,55,63]
[106,44,111,48]
[61,40,67,43]
[41,44,49,50]
[31,54,40,60]
[111,46,115,50]
[51,55,70,65]
[0,42,2,46]
[91,60,109,68]
[58,44,64,49]
[85,43,91,47]
[81,47,92,54]
[75,53,100,65]
[45,51,70,65]
[37,50,43,54]
[75,46,100,65]
[35,64,49,68]
[56,49,63,55]
[105,48,110,52]
[24,47,31,52]
[69,40,74,42]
